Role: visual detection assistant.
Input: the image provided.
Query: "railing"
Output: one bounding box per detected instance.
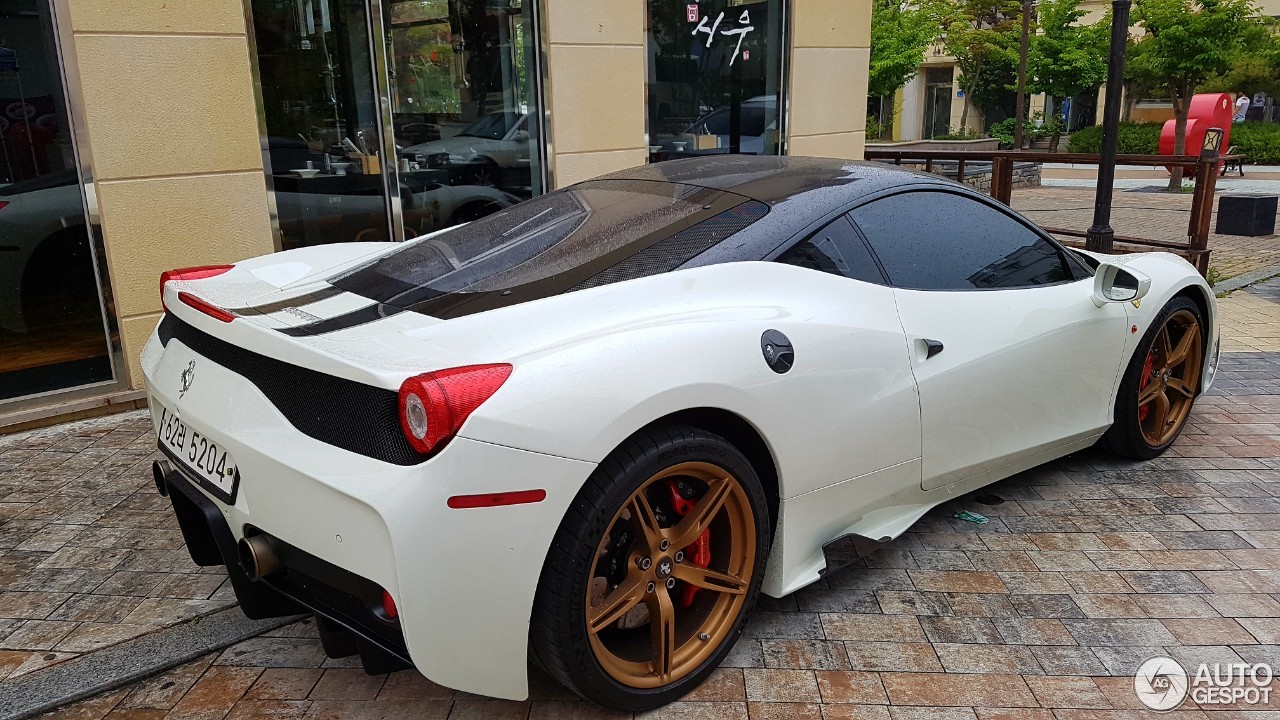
[862,149,1240,277]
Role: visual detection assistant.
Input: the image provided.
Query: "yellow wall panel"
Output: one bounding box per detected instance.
[74,34,262,180]
[548,45,646,155]
[788,47,869,138]
[788,131,866,160]
[792,0,872,48]
[68,0,247,35]
[96,172,274,318]
[120,313,163,390]
[544,0,644,45]
[554,149,648,187]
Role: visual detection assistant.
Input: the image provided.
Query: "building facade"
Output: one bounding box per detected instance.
[0,0,872,427]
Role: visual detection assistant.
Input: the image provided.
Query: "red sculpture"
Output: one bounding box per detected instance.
[1159,93,1233,176]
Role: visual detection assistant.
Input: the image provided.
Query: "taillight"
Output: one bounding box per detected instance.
[160,265,234,313]
[178,291,236,323]
[0,201,9,211]
[380,590,398,620]
[398,364,512,455]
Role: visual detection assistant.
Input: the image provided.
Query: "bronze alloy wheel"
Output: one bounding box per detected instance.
[1137,308,1203,448]
[585,461,756,688]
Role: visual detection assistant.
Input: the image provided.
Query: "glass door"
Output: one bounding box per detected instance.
[922,67,953,139]
[251,0,392,249]
[382,0,543,238]
[0,0,115,402]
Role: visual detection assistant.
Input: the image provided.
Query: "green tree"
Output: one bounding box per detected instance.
[1028,0,1110,116]
[869,0,950,98]
[1202,17,1280,99]
[1130,0,1258,189]
[944,0,1022,130]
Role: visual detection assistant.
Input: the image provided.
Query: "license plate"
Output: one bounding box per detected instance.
[157,404,240,504]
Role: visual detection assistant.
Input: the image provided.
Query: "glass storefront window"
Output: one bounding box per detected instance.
[384,0,542,237]
[645,0,786,162]
[249,0,543,249]
[252,0,391,250]
[0,0,114,402]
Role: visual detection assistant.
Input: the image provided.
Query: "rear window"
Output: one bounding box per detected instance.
[331,179,767,316]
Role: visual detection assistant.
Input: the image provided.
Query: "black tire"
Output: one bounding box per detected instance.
[530,424,771,711]
[1103,296,1204,459]
[469,159,501,187]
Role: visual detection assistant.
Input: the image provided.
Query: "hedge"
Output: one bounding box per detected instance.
[1066,121,1280,164]
[1065,122,1163,154]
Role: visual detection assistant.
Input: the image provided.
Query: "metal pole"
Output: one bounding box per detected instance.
[1014,0,1031,150]
[1085,0,1132,253]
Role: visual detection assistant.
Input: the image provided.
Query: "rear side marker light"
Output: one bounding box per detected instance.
[178,291,236,323]
[381,590,398,620]
[398,364,513,455]
[161,265,235,313]
[447,489,547,509]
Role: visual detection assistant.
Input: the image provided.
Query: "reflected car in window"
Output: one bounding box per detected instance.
[401,112,532,187]
[0,171,89,333]
[141,157,1219,712]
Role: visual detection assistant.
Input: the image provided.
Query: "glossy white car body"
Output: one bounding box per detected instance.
[142,161,1218,702]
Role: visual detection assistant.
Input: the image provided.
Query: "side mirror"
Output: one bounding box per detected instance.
[1092,262,1151,307]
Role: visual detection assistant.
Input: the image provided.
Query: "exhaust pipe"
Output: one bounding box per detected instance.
[238,535,281,582]
[151,460,172,497]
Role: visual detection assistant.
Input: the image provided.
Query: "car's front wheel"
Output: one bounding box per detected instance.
[530,425,770,711]
[1105,296,1205,459]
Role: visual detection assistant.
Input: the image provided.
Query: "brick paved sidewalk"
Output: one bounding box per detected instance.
[1010,187,1280,283]
[0,412,236,682]
[17,289,1278,719]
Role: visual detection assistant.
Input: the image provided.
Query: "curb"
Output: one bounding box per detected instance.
[0,608,302,720]
[1214,262,1280,295]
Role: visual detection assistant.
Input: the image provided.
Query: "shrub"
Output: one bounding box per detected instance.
[1229,122,1280,165]
[1066,122,1163,154]
[989,118,1017,147]
[1066,120,1280,164]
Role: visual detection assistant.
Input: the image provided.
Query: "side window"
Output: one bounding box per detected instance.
[776,216,885,285]
[850,191,1075,290]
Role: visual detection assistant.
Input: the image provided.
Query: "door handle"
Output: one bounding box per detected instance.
[923,339,944,359]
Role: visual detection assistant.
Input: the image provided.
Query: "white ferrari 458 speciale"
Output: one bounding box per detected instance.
[144,156,1219,710]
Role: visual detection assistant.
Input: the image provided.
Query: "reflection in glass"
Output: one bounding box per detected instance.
[252,0,391,249]
[384,0,541,238]
[0,0,113,401]
[645,0,785,163]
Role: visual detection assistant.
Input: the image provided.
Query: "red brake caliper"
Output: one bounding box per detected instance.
[667,480,710,609]
[1138,350,1156,421]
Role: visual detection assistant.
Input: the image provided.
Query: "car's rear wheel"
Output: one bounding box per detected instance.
[1104,296,1204,459]
[530,425,770,711]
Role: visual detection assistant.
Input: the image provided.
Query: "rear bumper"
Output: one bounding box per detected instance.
[142,324,596,699]
[155,458,411,673]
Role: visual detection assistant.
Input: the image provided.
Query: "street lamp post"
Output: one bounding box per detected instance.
[1085,0,1133,253]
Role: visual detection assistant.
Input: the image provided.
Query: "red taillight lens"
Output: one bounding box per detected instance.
[160,265,234,312]
[398,364,512,454]
[381,590,398,620]
[178,291,236,323]
[0,201,9,211]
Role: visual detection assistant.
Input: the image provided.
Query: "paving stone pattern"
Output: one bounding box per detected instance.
[10,280,1280,719]
[0,413,236,683]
